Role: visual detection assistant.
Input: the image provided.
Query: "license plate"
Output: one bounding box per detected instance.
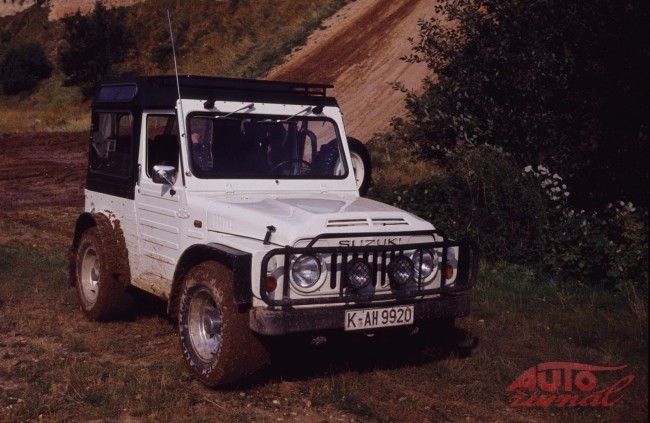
[344,305,414,331]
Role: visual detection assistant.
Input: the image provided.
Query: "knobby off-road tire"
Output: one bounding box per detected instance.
[177,261,269,387]
[75,227,130,321]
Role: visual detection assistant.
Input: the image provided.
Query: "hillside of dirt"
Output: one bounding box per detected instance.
[267,0,433,140]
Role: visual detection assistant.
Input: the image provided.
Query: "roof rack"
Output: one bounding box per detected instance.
[94,75,337,109]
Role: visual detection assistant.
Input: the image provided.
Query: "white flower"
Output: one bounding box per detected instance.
[524,165,532,173]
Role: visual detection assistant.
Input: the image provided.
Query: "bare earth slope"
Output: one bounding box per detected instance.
[267,0,435,141]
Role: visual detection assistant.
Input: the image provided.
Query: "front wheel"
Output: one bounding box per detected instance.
[177,261,269,387]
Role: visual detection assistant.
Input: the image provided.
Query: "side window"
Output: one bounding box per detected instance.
[89,111,133,177]
[146,115,179,177]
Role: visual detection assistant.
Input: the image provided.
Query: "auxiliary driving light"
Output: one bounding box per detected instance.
[346,258,372,290]
[291,254,322,290]
[388,255,414,286]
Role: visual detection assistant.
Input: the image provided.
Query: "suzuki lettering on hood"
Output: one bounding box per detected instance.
[339,238,402,247]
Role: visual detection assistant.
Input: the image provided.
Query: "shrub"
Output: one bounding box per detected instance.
[399,0,648,210]
[368,142,648,289]
[368,145,549,265]
[0,43,52,95]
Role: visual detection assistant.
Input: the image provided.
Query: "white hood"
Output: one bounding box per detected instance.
[201,194,434,246]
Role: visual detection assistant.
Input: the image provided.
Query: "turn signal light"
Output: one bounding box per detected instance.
[265,276,278,293]
[445,264,454,280]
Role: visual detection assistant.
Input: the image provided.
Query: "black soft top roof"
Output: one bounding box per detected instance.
[93,75,338,109]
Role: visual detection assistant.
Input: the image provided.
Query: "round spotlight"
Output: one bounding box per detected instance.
[346,259,372,290]
[291,255,322,290]
[412,249,438,281]
[388,255,414,286]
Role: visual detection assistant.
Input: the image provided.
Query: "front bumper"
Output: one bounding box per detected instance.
[249,294,470,336]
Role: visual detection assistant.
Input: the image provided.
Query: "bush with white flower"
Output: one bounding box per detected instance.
[522,164,647,288]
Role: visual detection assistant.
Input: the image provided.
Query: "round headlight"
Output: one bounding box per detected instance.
[346,259,372,290]
[291,255,322,289]
[412,249,438,280]
[388,255,414,286]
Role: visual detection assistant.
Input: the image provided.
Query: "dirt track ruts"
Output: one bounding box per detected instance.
[267,0,435,140]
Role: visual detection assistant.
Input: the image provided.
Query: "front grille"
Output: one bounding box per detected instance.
[260,231,478,307]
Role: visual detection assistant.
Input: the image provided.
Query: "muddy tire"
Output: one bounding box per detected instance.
[75,227,129,321]
[177,261,269,387]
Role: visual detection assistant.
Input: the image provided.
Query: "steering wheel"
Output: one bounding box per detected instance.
[271,159,312,175]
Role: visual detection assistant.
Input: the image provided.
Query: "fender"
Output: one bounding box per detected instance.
[68,212,131,290]
[169,243,252,318]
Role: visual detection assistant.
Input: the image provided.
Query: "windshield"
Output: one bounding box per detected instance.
[187,114,347,179]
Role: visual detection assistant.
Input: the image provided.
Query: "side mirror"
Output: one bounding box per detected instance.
[152,165,177,186]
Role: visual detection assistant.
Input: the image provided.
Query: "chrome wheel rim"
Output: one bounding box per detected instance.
[79,247,100,305]
[187,287,222,362]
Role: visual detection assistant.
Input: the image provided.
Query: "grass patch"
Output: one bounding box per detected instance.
[0,74,89,133]
[0,240,67,296]
[366,131,437,189]
[0,241,646,421]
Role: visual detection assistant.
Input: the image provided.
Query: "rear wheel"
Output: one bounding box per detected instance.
[178,261,269,387]
[75,227,129,321]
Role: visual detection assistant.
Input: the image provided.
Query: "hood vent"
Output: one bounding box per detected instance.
[326,218,370,228]
[371,218,408,226]
[326,217,409,228]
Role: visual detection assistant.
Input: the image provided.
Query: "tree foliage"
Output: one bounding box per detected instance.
[0,43,52,95]
[58,1,133,97]
[397,0,649,208]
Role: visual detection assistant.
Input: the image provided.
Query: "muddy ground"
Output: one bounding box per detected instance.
[0,132,86,246]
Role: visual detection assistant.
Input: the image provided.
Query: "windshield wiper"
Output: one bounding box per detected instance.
[215,103,255,118]
[279,106,315,122]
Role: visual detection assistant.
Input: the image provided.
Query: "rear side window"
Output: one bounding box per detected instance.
[89,111,133,177]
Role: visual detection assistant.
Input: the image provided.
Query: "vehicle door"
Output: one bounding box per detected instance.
[134,113,187,281]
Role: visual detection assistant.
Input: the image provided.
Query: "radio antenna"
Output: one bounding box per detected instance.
[166,8,189,190]
[167,9,186,138]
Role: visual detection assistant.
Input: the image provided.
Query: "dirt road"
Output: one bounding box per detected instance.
[0,132,86,246]
[267,0,434,141]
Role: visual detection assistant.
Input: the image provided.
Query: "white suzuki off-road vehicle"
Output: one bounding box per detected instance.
[69,75,478,386]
